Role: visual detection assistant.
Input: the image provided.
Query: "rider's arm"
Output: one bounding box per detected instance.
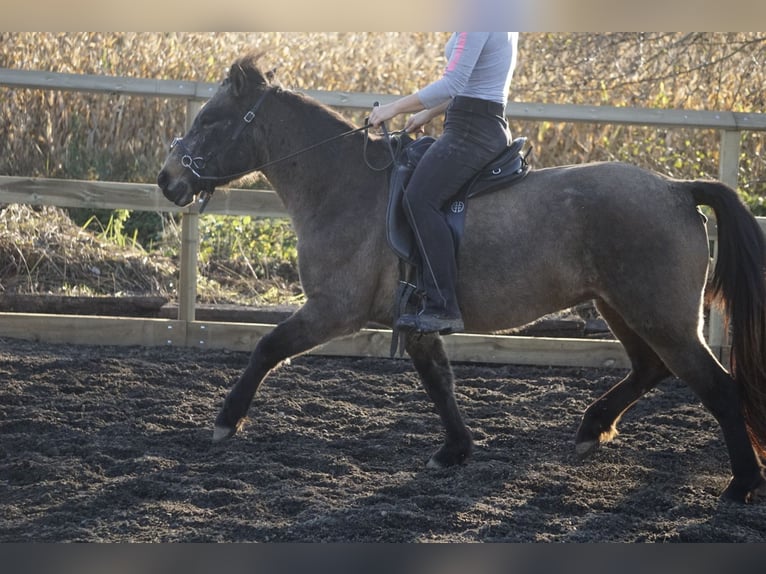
[416,32,490,108]
[368,92,425,128]
[368,33,491,129]
[404,100,450,133]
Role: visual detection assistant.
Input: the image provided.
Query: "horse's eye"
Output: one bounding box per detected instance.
[196,110,218,129]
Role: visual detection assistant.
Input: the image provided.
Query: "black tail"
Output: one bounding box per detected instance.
[691,181,766,456]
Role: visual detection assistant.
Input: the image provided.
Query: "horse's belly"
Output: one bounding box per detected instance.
[457,243,591,333]
[459,280,590,333]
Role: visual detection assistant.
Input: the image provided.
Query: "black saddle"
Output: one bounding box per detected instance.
[386,134,532,266]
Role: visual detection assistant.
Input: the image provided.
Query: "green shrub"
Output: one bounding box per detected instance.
[199,215,298,282]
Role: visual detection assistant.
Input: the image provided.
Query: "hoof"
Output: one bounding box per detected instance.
[575,440,599,459]
[426,456,446,469]
[425,440,472,469]
[212,425,236,443]
[575,425,617,459]
[213,405,245,443]
[720,476,766,504]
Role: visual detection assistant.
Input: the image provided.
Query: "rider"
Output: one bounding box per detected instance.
[368,32,518,334]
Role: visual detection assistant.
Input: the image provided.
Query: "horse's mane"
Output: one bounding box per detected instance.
[231,53,358,133]
[281,89,358,132]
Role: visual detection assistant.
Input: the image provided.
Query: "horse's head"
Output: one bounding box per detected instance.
[157,56,274,208]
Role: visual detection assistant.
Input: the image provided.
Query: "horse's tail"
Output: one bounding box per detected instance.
[690,180,766,456]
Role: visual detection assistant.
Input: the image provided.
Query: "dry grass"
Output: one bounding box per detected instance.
[1,33,765,184]
[0,33,765,302]
[0,32,448,183]
[0,204,175,296]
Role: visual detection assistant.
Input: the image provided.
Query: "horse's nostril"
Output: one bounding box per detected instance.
[157,170,169,190]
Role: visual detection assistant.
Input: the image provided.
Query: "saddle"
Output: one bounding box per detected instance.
[385,133,532,356]
[386,134,532,266]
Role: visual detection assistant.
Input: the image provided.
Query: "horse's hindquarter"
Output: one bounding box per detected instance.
[458,162,710,333]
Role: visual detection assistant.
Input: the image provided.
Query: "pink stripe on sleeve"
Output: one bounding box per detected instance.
[445,32,468,72]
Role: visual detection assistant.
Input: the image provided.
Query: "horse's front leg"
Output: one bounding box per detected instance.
[405,331,473,467]
[213,300,358,442]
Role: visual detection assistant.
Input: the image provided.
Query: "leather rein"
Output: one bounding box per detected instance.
[171,88,399,212]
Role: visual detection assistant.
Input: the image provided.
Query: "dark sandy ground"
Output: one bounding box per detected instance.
[1,336,764,542]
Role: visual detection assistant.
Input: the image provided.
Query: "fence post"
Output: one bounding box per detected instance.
[178,99,204,323]
[708,128,741,361]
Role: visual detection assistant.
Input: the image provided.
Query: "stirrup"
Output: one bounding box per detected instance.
[390,259,423,358]
[396,311,464,335]
[390,279,418,357]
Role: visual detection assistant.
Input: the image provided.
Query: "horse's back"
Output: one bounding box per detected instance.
[458,161,710,332]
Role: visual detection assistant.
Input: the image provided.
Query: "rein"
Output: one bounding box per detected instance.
[172,88,400,212]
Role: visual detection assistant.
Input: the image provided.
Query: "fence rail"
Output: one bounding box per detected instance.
[5,67,766,130]
[2,67,766,367]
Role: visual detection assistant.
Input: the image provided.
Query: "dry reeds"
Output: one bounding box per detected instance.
[0,33,764,303]
[1,32,764,188]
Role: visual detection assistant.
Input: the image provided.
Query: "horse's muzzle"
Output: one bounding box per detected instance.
[157,167,197,207]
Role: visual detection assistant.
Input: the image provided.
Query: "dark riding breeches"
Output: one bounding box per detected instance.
[403,95,511,315]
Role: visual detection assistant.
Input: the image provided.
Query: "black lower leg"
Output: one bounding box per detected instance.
[214,338,280,437]
[578,300,672,453]
[406,332,472,466]
[701,377,766,502]
[576,361,670,453]
[664,350,765,503]
[214,303,353,441]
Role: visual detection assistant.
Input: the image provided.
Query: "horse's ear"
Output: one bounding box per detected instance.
[229,63,248,97]
[265,67,278,84]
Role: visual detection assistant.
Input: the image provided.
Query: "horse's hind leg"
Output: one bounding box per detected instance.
[405,331,473,467]
[658,346,766,502]
[583,303,764,502]
[575,300,673,457]
[213,299,359,442]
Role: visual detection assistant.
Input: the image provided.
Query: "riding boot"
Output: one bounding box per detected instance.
[396,306,465,335]
[395,222,464,335]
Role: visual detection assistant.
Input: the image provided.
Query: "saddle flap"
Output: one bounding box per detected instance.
[386,136,435,264]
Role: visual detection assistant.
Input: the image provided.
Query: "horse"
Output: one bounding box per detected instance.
[157,54,766,503]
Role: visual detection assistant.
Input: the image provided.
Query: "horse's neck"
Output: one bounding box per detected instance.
[262,141,338,217]
[259,93,368,218]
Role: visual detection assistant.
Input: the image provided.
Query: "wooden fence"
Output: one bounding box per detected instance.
[2,67,766,369]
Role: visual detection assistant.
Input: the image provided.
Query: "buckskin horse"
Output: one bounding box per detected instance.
[157,55,766,503]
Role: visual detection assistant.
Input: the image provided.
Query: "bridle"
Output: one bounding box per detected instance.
[170,87,399,213]
[170,87,272,211]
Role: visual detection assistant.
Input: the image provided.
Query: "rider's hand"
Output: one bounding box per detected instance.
[404,109,431,134]
[368,102,398,128]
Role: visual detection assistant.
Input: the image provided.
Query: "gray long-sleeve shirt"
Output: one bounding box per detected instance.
[417,32,518,109]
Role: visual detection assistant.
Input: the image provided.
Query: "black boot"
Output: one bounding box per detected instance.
[396,305,464,335]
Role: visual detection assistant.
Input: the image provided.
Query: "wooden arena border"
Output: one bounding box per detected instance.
[2,67,766,368]
[0,314,630,368]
